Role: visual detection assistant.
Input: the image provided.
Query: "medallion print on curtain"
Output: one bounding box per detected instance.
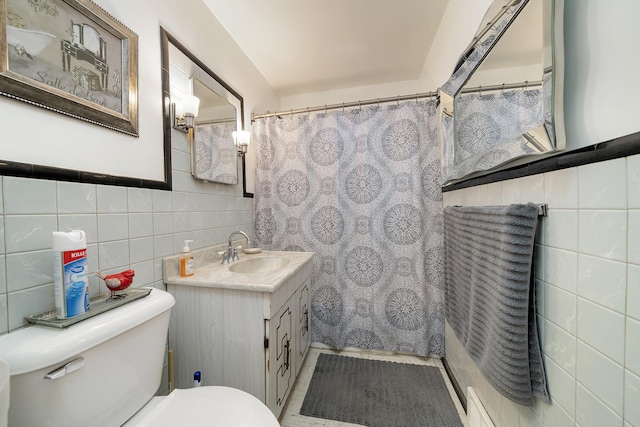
[193,121,238,184]
[444,86,544,182]
[253,100,444,357]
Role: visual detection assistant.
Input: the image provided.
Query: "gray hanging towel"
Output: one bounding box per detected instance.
[443,203,549,406]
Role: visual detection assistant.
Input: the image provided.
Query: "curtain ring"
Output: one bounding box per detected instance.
[290,109,293,116]
[377,98,380,107]
[324,104,327,114]
[479,85,482,96]
[416,93,419,104]
[358,100,361,110]
[524,80,529,91]
[501,83,505,93]
[396,95,400,106]
[306,106,310,115]
[342,102,345,112]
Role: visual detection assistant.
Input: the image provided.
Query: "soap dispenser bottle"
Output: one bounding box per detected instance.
[179,240,194,277]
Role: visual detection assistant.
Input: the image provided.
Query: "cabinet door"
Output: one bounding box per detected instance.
[295,280,311,375]
[274,305,293,410]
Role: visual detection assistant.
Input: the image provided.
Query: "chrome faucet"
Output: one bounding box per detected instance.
[220,231,251,264]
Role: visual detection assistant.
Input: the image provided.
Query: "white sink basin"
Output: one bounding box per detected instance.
[164,250,315,293]
[229,256,290,274]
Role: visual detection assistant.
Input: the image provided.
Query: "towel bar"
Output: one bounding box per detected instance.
[537,204,548,217]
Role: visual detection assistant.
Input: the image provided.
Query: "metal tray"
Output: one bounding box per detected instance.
[24,288,152,329]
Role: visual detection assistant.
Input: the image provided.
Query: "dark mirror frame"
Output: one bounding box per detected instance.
[160,27,253,198]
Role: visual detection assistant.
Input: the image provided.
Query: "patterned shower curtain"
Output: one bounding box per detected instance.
[193,121,238,184]
[444,86,545,182]
[253,100,444,357]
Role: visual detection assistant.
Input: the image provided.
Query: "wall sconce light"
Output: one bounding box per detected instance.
[233,130,251,156]
[171,93,200,133]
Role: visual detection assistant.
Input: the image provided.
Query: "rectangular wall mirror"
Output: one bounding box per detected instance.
[440,0,565,185]
[160,27,244,185]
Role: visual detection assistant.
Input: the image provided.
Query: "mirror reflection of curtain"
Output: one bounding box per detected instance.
[440,113,454,181]
[448,87,543,181]
[253,101,445,357]
[193,121,238,184]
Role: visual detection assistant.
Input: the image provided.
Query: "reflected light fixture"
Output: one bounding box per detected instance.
[171,93,200,133]
[233,130,251,156]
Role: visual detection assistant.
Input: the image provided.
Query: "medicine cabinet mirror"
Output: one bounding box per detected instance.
[160,27,243,185]
[440,0,565,185]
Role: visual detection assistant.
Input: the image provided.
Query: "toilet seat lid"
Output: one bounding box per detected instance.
[133,386,280,427]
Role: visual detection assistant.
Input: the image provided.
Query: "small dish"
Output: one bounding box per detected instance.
[244,248,262,254]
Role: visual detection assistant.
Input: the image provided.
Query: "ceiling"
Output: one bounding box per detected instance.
[201,0,449,97]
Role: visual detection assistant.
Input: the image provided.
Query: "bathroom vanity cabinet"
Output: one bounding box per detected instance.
[164,250,314,419]
[265,278,311,410]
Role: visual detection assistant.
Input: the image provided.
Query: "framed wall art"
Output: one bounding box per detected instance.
[0,0,138,136]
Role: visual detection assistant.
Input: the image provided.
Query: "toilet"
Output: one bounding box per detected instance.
[0,359,8,427]
[0,288,280,427]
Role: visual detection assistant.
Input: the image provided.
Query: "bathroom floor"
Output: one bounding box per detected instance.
[279,346,468,427]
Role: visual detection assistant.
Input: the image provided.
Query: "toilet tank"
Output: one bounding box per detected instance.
[0,288,175,427]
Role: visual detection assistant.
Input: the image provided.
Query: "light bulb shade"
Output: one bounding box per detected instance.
[171,91,200,133]
[233,130,251,147]
[180,94,200,117]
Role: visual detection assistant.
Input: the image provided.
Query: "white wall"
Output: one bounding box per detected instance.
[418,0,494,88]
[0,0,278,182]
[280,0,493,110]
[282,0,640,155]
[563,0,640,148]
[0,0,278,340]
[444,157,640,427]
[469,64,541,87]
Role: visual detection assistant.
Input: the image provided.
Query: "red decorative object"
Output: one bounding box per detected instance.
[96,270,135,294]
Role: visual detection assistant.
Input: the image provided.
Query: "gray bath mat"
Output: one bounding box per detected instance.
[300,354,464,427]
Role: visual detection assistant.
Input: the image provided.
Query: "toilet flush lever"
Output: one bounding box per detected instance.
[44,357,85,380]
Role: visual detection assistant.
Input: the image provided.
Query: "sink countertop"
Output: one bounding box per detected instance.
[164,250,315,293]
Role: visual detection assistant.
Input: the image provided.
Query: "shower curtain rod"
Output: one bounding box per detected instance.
[251,90,438,122]
[460,79,542,95]
[195,117,236,126]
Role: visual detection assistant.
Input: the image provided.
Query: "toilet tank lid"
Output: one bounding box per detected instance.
[0,288,175,375]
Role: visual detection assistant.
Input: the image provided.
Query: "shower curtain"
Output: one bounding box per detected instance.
[253,100,444,357]
[443,86,545,182]
[193,121,238,184]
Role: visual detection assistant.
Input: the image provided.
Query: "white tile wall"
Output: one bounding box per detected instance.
[444,154,640,427]
[577,255,626,313]
[578,158,627,209]
[578,210,627,262]
[0,141,254,334]
[625,370,640,426]
[626,318,640,376]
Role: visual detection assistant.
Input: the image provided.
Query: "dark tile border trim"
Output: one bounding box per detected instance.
[0,160,171,190]
[442,130,640,192]
[442,357,467,412]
